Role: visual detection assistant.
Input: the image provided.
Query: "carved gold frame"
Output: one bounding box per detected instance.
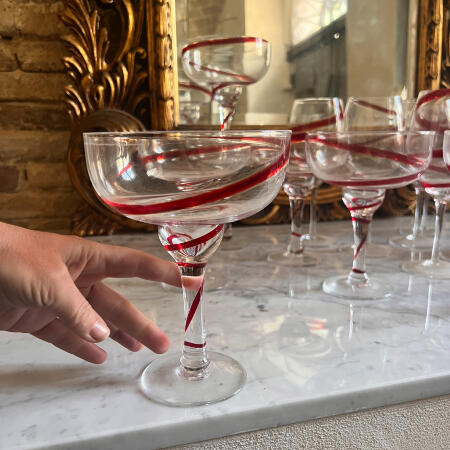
[60,0,450,235]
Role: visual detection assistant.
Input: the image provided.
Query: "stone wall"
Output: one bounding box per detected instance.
[0,0,82,233]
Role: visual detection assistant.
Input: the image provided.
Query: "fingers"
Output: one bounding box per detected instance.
[88,282,170,354]
[32,319,107,364]
[46,273,110,344]
[106,320,142,352]
[88,243,181,287]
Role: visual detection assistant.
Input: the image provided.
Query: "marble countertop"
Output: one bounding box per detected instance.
[2,216,450,449]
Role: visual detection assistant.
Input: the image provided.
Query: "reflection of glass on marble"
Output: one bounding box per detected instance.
[278,313,332,359]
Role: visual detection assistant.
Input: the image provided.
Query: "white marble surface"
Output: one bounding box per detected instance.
[2,216,450,450]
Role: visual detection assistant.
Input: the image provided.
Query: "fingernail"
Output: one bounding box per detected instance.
[89,321,110,342]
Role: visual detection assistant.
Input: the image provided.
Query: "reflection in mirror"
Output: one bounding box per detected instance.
[175,0,416,125]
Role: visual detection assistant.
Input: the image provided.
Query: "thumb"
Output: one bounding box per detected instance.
[47,275,110,343]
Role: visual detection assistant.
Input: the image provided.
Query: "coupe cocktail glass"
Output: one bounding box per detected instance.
[83,130,290,406]
[306,131,433,300]
[344,96,405,258]
[182,36,271,131]
[402,89,450,278]
[182,36,271,240]
[268,98,343,266]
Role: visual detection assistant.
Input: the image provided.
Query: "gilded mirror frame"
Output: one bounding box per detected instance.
[61,0,450,236]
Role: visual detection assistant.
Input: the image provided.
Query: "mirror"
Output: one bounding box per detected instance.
[61,0,448,234]
[175,0,417,126]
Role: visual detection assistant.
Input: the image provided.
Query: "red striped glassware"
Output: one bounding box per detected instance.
[268,97,343,267]
[306,131,433,300]
[182,36,270,241]
[181,36,271,131]
[403,90,450,279]
[344,96,405,259]
[389,97,435,250]
[83,130,291,406]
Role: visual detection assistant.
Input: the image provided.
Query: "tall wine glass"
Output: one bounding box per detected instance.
[403,89,450,278]
[268,98,343,266]
[83,130,290,406]
[390,98,434,250]
[343,96,405,257]
[290,97,344,252]
[306,131,433,300]
[182,36,271,240]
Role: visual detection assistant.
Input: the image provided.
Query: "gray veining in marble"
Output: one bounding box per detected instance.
[2,216,450,449]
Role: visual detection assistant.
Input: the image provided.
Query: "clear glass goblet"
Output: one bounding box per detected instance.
[289,97,344,253]
[182,36,271,241]
[390,98,434,250]
[182,36,271,131]
[306,131,433,300]
[344,96,405,258]
[402,90,450,278]
[268,98,343,266]
[83,130,290,406]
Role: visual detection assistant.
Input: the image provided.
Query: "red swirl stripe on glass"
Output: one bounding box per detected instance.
[179,81,212,98]
[291,114,341,143]
[118,142,276,177]
[181,37,265,85]
[352,99,398,116]
[184,341,206,348]
[421,181,450,188]
[165,225,224,252]
[185,279,204,332]
[309,137,424,169]
[104,150,288,215]
[346,200,384,212]
[415,89,450,132]
[177,262,207,268]
[182,36,268,53]
[324,172,420,188]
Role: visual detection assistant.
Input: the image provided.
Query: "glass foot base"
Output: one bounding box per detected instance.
[303,233,341,252]
[402,259,450,280]
[140,351,246,407]
[389,233,433,251]
[268,250,320,267]
[322,275,393,300]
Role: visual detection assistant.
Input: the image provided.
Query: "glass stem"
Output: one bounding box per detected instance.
[179,263,209,378]
[223,223,232,239]
[430,198,447,264]
[309,187,318,238]
[218,102,234,235]
[218,104,234,131]
[287,197,306,255]
[348,216,371,283]
[420,194,430,232]
[412,187,425,238]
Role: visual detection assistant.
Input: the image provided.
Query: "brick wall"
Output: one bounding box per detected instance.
[0,0,83,233]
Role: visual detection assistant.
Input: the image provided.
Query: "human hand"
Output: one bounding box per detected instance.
[0,222,181,364]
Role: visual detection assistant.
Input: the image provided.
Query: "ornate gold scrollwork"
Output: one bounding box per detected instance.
[60,0,178,235]
[417,0,445,91]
